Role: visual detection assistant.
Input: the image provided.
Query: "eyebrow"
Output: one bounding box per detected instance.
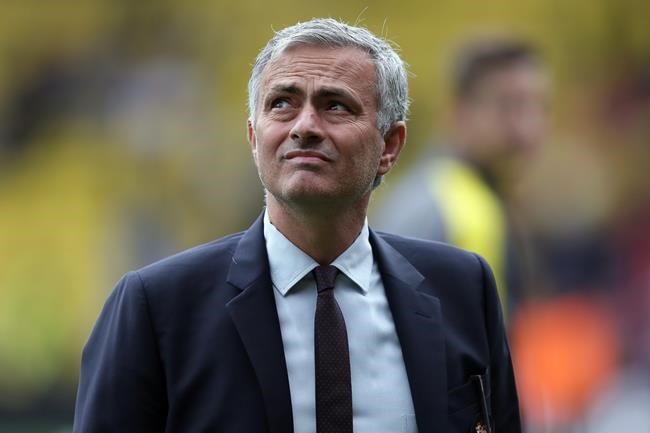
[269,84,303,96]
[315,86,352,100]
[267,84,355,101]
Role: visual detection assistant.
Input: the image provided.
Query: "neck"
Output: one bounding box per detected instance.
[449,131,501,192]
[266,195,369,265]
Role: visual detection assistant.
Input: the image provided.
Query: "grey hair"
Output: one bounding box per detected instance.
[247,18,409,135]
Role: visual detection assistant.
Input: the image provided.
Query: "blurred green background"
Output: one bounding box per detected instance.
[1,0,649,431]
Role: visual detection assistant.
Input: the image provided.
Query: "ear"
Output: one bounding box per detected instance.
[377,121,406,177]
[247,119,258,165]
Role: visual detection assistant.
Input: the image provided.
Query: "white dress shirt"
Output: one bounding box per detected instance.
[263,211,418,433]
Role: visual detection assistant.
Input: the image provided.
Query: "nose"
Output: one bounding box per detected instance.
[290,105,324,144]
[508,103,547,152]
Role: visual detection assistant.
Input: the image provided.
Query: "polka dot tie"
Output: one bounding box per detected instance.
[313,265,353,433]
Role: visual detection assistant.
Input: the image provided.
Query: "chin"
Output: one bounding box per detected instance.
[271,182,348,209]
[280,175,333,196]
[282,185,337,204]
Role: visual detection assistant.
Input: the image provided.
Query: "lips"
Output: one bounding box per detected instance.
[284,150,333,162]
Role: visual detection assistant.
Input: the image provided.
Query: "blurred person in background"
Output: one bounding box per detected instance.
[373,38,549,314]
[73,18,520,433]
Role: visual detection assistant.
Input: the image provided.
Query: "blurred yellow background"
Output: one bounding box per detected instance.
[1,0,648,431]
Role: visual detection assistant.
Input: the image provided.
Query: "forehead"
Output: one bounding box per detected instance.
[475,62,547,96]
[259,45,376,95]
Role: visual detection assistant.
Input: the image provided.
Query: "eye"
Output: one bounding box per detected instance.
[327,101,349,112]
[271,98,291,109]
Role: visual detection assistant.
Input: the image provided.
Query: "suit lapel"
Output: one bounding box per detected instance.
[370,231,449,433]
[223,217,447,433]
[226,214,293,433]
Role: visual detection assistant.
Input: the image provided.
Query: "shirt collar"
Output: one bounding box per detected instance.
[263,210,373,296]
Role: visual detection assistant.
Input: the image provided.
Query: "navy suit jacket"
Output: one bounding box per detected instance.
[73,214,521,432]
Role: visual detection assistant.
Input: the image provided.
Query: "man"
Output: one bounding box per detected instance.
[374,39,549,313]
[74,19,521,433]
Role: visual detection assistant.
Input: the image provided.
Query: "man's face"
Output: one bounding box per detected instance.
[456,62,548,174]
[248,45,404,211]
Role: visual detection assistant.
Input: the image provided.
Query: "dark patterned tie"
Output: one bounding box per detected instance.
[313,265,353,433]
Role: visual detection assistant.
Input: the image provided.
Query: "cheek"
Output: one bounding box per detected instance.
[473,111,499,134]
[356,139,385,173]
[474,114,510,148]
[251,137,273,176]
[254,130,281,161]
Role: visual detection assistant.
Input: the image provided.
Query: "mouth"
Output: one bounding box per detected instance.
[284,150,333,163]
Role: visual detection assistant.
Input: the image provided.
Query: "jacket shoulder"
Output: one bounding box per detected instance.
[375,230,481,273]
[134,231,244,288]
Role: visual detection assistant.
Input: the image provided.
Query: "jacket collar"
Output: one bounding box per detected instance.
[370,231,448,433]
[226,214,448,433]
[226,213,294,433]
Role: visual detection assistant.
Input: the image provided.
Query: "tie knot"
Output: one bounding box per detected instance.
[313,265,339,293]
